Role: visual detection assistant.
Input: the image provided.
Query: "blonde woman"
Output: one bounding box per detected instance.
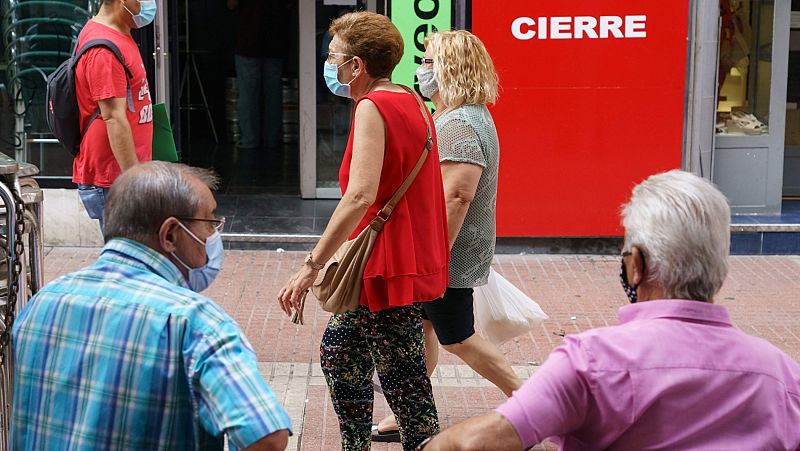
[373,30,521,442]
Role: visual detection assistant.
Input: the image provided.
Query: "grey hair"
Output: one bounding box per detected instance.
[103,161,220,243]
[622,170,730,301]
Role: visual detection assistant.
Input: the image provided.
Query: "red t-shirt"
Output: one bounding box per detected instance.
[72,20,153,187]
[340,90,450,312]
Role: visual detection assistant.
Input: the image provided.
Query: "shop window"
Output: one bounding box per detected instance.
[717,0,774,136]
[315,1,370,190]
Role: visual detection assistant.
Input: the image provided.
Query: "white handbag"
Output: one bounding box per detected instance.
[473,268,548,345]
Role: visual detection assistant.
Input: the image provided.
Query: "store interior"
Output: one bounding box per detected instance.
[716,0,800,197]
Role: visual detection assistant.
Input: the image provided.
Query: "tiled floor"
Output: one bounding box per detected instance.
[730,199,800,224]
[185,141,301,196]
[217,194,336,235]
[729,200,800,254]
[41,248,800,450]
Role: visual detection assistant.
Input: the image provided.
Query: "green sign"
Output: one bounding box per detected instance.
[389,0,452,110]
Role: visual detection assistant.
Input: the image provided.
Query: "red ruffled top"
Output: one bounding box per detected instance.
[339,90,450,312]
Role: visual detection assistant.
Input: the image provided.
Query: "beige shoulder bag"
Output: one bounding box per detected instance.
[291,86,433,324]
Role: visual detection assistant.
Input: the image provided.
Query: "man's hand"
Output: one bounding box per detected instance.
[422,413,523,451]
[242,429,289,451]
[98,97,138,172]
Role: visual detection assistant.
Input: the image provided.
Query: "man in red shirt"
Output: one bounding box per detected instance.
[74,0,156,232]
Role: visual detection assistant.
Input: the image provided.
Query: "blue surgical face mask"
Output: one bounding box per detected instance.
[171,222,224,292]
[123,0,157,29]
[416,66,439,99]
[324,58,355,98]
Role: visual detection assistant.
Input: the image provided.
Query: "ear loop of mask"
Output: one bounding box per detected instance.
[620,250,645,303]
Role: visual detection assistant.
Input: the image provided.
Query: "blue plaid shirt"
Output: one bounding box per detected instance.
[12,238,292,450]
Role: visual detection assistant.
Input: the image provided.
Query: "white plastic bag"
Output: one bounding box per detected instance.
[473,268,548,346]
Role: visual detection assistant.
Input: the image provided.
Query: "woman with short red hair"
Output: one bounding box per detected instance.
[276,11,449,451]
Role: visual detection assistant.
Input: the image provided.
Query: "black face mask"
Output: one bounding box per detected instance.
[620,250,645,304]
[619,257,638,303]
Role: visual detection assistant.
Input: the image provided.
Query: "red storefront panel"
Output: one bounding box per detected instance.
[472,1,689,236]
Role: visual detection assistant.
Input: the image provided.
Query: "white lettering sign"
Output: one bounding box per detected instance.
[511,15,647,40]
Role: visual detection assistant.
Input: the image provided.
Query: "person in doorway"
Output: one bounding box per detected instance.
[73,0,155,232]
[276,11,449,451]
[12,161,292,450]
[227,0,289,150]
[373,30,520,443]
[417,170,800,450]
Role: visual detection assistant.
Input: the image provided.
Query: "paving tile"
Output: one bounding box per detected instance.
[730,215,758,224]
[236,195,316,218]
[456,366,475,379]
[214,194,239,217]
[314,200,339,217]
[730,233,762,254]
[229,216,316,234]
[762,232,800,254]
[312,217,330,234]
[783,200,800,215]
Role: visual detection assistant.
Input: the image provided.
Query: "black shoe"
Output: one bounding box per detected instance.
[371,424,401,443]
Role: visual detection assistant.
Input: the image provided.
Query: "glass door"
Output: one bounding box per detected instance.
[299,0,377,198]
[712,0,791,214]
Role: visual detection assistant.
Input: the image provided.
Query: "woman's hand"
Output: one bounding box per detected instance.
[277,264,319,316]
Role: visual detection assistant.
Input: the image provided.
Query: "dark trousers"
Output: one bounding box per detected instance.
[235,55,283,149]
[320,304,439,451]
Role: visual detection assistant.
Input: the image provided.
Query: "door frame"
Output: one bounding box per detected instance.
[706,0,791,214]
[299,0,378,199]
[153,0,170,106]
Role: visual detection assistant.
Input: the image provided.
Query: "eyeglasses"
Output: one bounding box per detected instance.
[325,51,352,63]
[420,57,434,65]
[177,216,226,233]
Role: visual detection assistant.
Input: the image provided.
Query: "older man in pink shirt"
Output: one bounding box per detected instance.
[418,170,800,451]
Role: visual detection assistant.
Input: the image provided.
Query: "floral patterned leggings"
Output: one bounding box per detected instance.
[320,304,439,451]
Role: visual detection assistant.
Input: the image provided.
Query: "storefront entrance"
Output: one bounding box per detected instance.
[687,0,794,214]
[151,0,378,198]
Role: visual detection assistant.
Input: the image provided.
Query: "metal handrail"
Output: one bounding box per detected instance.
[0,154,44,449]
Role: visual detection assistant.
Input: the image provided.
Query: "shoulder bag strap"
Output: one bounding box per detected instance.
[369,86,433,230]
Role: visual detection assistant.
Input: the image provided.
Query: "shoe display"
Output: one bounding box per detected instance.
[717,111,768,135]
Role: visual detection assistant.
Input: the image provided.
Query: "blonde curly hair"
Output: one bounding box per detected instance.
[426,30,499,107]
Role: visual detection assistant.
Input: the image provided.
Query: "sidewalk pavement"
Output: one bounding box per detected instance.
[43,248,800,450]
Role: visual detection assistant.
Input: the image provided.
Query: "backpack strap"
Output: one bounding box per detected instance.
[72,39,135,135]
[71,38,134,79]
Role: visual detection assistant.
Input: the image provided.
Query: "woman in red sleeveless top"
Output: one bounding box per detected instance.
[276,11,449,451]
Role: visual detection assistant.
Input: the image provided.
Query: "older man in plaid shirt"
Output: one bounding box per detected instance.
[11,162,291,450]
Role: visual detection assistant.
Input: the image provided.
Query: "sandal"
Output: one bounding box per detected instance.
[371,424,401,443]
[372,374,383,394]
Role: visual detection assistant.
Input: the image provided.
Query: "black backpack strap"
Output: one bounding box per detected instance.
[72,39,136,136]
[71,38,134,79]
[82,109,101,135]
